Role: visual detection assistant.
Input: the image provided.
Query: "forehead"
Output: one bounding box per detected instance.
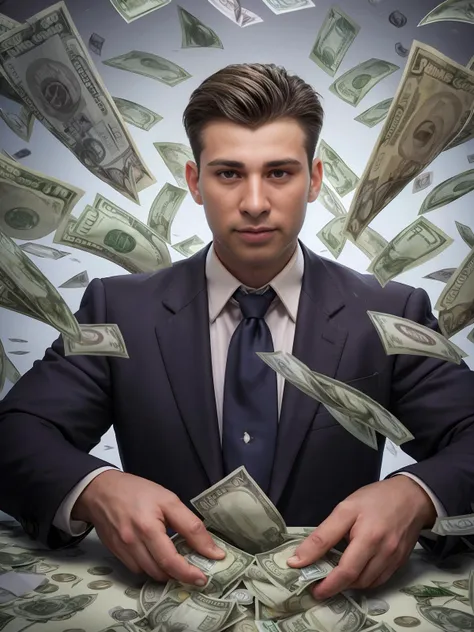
[201,118,306,161]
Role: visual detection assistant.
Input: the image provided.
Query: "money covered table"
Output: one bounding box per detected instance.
[0,510,474,632]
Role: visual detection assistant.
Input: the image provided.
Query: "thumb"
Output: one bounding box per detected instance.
[287,509,354,567]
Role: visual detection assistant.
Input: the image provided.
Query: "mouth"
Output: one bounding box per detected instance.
[236,228,276,243]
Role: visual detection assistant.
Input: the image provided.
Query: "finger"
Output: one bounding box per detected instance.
[347,551,394,590]
[311,536,376,600]
[164,498,225,560]
[367,563,398,590]
[287,509,355,567]
[128,540,171,583]
[142,524,209,586]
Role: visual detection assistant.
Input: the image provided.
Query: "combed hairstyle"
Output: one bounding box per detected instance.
[182,62,324,175]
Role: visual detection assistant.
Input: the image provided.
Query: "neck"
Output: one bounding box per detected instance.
[213,241,298,288]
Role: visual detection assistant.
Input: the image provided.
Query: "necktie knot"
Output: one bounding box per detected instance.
[233,286,276,320]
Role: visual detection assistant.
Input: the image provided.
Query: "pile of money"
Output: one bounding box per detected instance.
[124,466,393,632]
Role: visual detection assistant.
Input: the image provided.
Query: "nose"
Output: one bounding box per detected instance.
[239,176,270,218]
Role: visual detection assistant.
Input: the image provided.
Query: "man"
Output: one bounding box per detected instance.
[1,62,473,602]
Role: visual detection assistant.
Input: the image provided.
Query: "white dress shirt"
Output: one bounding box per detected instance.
[54,243,445,536]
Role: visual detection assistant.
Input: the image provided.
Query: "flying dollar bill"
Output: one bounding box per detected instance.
[261,0,315,14]
[309,6,360,77]
[109,0,171,23]
[178,5,224,49]
[435,246,474,338]
[316,182,347,217]
[0,2,156,203]
[418,169,474,214]
[318,140,359,197]
[456,221,474,248]
[63,324,129,358]
[0,228,81,341]
[418,0,474,26]
[147,182,187,244]
[68,194,172,273]
[154,141,194,189]
[0,105,35,142]
[191,467,287,554]
[348,226,388,260]
[59,271,89,289]
[316,216,347,259]
[412,171,433,193]
[0,153,84,240]
[103,50,191,86]
[423,268,455,283]
[344,41,474,240]
[354,98,393,128]
[173,235,205,257]
[367,217,453,287]
[367,311,467,364]
[112,97,162,131]
[206,0,263,28]
[329,58,399,107]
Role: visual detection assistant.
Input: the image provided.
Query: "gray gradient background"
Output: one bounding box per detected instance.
[0,0,473,478]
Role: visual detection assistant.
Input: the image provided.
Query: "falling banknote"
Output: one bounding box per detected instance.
[63,324,129,358]
[0,2,156,203]
[0,153,84,241]
[435,246,474,338]
[258,350,414,445]
[329,58,399,107]
[367,217,453,287]
[367,311,467,364]
[418,0,474,26]
[109,0,172,23]
[344,41,474,241]
[418,169,474,215]
[309,5,360,77]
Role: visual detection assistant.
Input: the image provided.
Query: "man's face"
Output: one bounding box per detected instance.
[186,118,322,272]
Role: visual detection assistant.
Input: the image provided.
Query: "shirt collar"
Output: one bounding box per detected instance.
[206,242,304,323]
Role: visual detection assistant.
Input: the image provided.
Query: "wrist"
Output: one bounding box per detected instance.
[395,475,437,529]
[72,469,123,522]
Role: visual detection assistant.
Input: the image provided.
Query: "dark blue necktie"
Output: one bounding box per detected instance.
[222,286,278,492]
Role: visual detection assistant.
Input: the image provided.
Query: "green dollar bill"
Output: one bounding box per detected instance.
[348,226,388,260]
[309,6,360,76]
[316,216,346,258]
[103,50,191,86]
[0,12,20,35]
[0,153,84,240]
[419,169,474,214]
[455,220,474,248]
[154,142,194,189]
[109,0,171,23]
[0,2,156,204]
[318,140,359,197]
[147,182,187,244]
[112,97,162,131]
[344,42,474,240]
[316,182,347,217]
[63,324,129,358]
[423,268,456,283]
[173,234,205,257]
[0,105,35,142]
[329,58,399,106]
[435,247,474,337]
[368,217,453,287]
[260,0,315,15]
[354,98,393,128]
[178,5,224,49]
[418,0,474,26]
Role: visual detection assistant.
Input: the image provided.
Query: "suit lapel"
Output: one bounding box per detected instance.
[155,245,224,486]
[269,243,349,505]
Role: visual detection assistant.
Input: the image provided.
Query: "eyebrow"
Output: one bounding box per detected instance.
[206,158,303,168]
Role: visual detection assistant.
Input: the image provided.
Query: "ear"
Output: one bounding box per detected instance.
[185,160,203,205]
[308,157,323,202]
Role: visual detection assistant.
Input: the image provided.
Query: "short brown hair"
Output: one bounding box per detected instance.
[182,62,324,175]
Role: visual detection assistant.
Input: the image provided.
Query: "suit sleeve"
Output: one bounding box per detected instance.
[0,278,117,550]
[386,286,474,558]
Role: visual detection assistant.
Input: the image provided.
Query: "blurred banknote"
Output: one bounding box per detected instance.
[435,247,474,337]
[59,271,89,289]
[191,466,287,554]
[329,58,399,106]
[344,41,474,240]
[173,235,205,257]
[19,244,70,259]
[0,13,19,35]
[154,142,194,189]
[103,50,191,86]
[318,140,359,197]
[0,2,156,203]
[412,171,433,193]
[66,194,172,273]
[261,0,315,14]
[109,0,171,23]
[317,182,347,217]
[419,169,474,214]
[88,33,105,56]
[206,0,263,27]
[423,268,455,283]
[147,182,187,243]
[258,350,414,445]
[418,0,474,26]
[178,5,223,49]
[0,153,84,240]
[348,226,388,260]
[0,229,81,341]
[367,311,467,363]
[432,514,474,536]
[317,216,346,259]
[112,97,162,131]
[354,98,393,128]
[456,221,474,248]
[63,324,129,358]
[0,105,35,142]
[367,217,453,287]
[309,6,360,77]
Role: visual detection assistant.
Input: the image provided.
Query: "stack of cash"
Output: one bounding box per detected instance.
[129,466,393,632]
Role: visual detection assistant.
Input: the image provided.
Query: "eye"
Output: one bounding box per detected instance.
[215,170,290,179]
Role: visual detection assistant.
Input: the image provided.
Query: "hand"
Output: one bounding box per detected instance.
[287,476,437,599]
[72,470,225,585]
